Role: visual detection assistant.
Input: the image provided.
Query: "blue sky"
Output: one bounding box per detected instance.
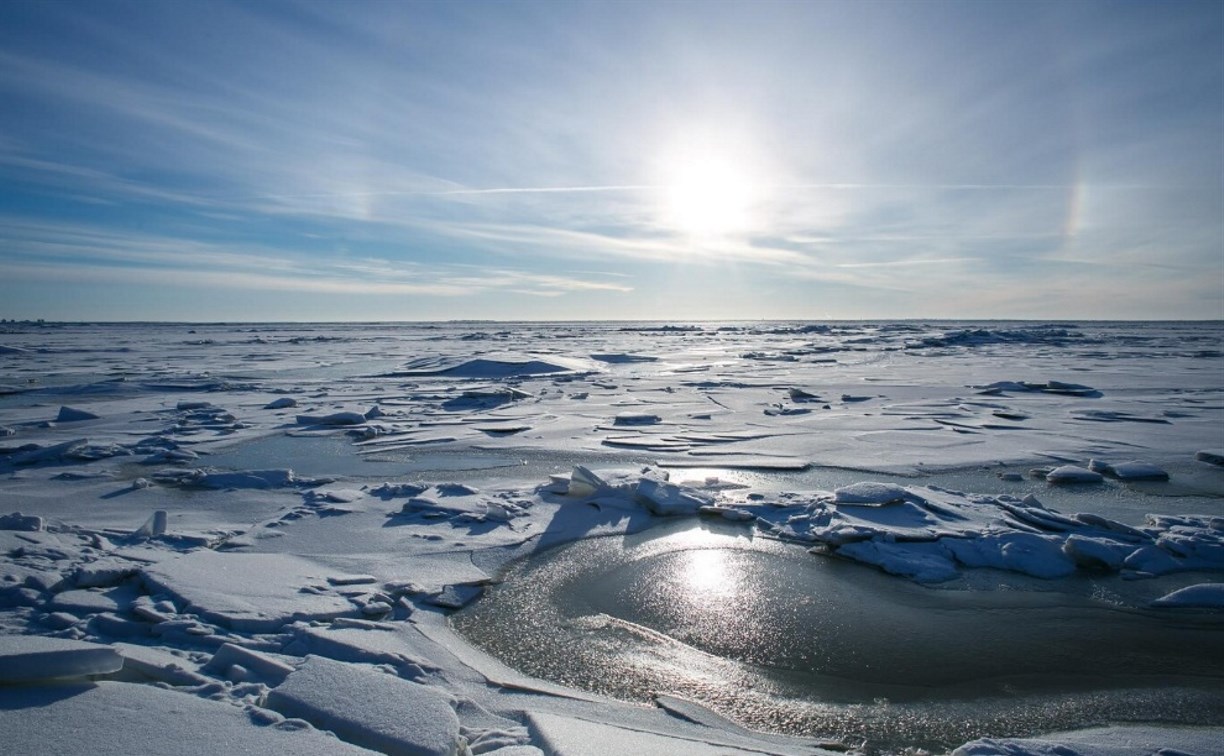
[1,0,1220,321]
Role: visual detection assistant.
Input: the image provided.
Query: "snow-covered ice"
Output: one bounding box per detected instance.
[1,320,1222,755]
[0,635,123,682]
[266,655,463,756]
[141,551,361,631]
[1152,583,1224,608]
[0,681,378,755]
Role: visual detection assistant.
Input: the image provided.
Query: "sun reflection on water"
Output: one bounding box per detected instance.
[680,548,740,599]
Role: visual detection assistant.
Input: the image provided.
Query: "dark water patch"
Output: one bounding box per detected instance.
[453,519,1224,754]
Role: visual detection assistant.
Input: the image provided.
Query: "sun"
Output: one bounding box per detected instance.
[660,154,758,239]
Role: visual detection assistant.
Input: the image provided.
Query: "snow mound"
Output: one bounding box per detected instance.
[266,655,462,756]
[385,355,586,379]
[0,635,123,682]
[1046,465,1103,484]
[1151,583,1224,608]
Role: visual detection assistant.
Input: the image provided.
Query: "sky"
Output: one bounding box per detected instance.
[1,0,1221,322]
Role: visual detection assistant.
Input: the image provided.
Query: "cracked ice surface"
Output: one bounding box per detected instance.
[1,321,1222,755]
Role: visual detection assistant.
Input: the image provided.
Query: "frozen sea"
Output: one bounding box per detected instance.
[1,320,1222,755]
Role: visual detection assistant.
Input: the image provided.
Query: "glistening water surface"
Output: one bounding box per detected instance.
[453,519,1224,754]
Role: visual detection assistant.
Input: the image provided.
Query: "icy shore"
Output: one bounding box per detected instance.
[2,321,1222,755]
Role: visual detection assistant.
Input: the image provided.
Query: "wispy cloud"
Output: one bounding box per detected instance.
[835,257,975,269]
[0,0,1219,320]
[0,217,633,298]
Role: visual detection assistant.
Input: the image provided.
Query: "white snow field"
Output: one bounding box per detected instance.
[1,320,1222,755]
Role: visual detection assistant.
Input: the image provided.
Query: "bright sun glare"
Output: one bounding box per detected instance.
[682,549,738,598]
[661,155,758,239]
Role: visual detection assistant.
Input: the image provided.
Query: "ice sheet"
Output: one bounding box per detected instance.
[1,320,1222,756]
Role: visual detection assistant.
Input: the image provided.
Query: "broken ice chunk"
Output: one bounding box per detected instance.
[56,406,100,422]
[426,584,485,609]
[133,510,168,538]
[1046,465,1104,484]
[74,558,141,588]
[567,465,606,497]
[833,482,907,506]
[613,411,661,425]
[296,411,366,426]
[1062,535,1130,571]
[205,642,295,684]
[1195,449,1224,466]
[835,540,959,583]
[1108,461,1169,481]
[945,532,1076,579]
[0,512,43,531]
[0,636,123,683]
[327,574,378,587]
[634,478,714,516]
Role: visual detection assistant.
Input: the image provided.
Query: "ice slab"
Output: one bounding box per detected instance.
[635,478,714,516]
[141,551,355,632]
[0,681,376,754]
[1196,449,1224,466]
[266,655,462,756]
[56,406,101,422]
[0,511,43,531]
[833,481,907,506]
[297,412,367,426]
[112,642,211,686]
[292,623,436,678]
[1106,460,1169,481]
[0,636,123,683]
[205,641,296,683]
[526,711,809,756]
[953,724,1224,755]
